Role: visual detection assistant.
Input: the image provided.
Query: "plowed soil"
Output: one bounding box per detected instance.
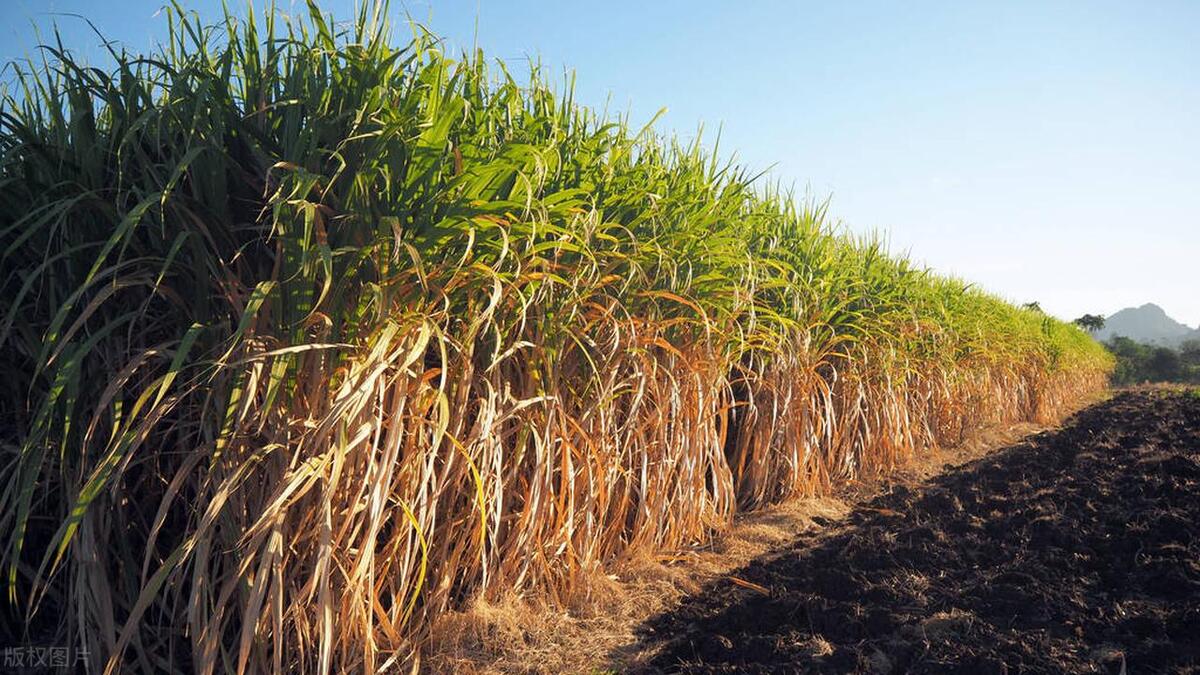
[633,390,1200,674]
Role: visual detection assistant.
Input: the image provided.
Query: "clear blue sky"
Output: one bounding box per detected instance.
[4,0,1198,325]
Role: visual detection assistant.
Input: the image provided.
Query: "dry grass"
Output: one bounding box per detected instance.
[423,393,1103,673]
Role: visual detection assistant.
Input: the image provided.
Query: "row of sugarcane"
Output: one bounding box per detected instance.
[0,2,1111,672]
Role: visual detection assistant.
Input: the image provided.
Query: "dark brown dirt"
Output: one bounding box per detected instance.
[629,390,1200,674]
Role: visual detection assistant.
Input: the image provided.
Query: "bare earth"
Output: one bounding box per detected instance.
[633,389,1200,674]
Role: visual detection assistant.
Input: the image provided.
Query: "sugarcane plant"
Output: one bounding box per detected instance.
[0,1,1112,672]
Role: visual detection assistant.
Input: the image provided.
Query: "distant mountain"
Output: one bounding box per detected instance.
[1093,303,1199,347]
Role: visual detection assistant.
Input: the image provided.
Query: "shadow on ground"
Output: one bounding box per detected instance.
[625,390,1200,674]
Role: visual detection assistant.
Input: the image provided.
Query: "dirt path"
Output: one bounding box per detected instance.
[629,390,1200,674]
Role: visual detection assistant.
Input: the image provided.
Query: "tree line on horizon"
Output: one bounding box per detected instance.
[1069,313,1200,385]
